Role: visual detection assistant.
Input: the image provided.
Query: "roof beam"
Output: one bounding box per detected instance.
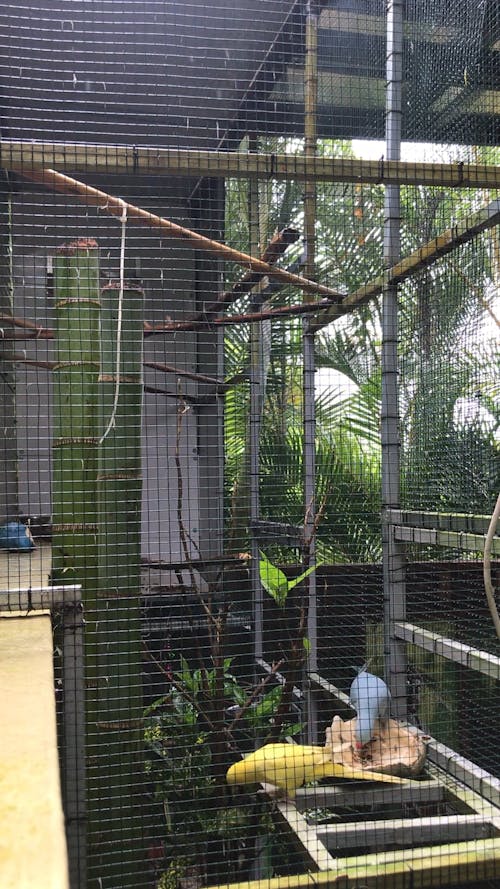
[1,140,500,189]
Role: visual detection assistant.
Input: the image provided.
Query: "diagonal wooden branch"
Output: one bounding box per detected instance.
[0,312,47,334]
[189,226,301,321]
[144,296,337,333]
[14,167,344,300]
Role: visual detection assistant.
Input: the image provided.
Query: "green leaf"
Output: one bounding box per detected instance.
[175,656,201,695]
[286,561,324,592]
[225,681,247,707]
[245,685,283,727]
[277,721,304,739]
[259,551,289,608]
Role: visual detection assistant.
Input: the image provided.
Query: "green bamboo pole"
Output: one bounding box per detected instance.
[88,280,146,888]
[52,238,100,588]
[52,238,101,888]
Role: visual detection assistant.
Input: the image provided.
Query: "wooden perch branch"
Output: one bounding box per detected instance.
[0,326,53,340]
[0,312,48,334]
[0,352,56,370]
[143,360,225,387]
[189,226,301,320]
[1,296,338,345]
[14,167,344,300]
[144,296,337,333]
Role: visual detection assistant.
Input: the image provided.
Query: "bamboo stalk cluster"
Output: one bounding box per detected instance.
[52,239,147,886]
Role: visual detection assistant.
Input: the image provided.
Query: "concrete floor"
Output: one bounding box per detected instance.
[0,540,52,591]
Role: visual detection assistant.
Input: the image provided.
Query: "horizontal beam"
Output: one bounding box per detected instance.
[205,837,500,889]
[392,524,500,555]
[2,140,500,189]
[251,519,304,546]
[311,198,500,328]
[0,585,82,611]
[143,617,248,633]
[294,779,443,812]
[394,621,500,680]
[316,813,494,851]
[320,9,459,44]
[427,740,500,809]
[387,509,499,536]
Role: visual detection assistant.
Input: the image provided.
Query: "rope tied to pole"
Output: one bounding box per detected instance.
[99,199,127,444]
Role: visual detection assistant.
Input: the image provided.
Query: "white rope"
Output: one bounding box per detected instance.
[483,490,500,639]
[99,200,127,444]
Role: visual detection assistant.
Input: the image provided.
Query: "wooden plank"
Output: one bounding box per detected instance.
[1,140,500,189]
[0,612,69,889]
[436,527,499,554]
[329,837,500,885]
[392,523,500,555]
[393,525,439,545]
[386,508,499,535]
[294,779,444,812]
[429,763,500,821]
[394,621,500,679]
[320,8,459,44]
[275,800,337,870]
[427,740,500,808]
[311,198,500,329]
[316,813,496,851]
[204,837,500,889]
[308,672,350,704]
[0,584,81,611]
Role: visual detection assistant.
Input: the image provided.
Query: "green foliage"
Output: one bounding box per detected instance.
[258,550,320,609]
[144,699,217,869]
[143,654,302,877]
[224,137,499,559]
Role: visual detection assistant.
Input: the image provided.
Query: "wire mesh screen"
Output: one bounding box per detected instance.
[404,0,491,146]
[0,2,499,889]
[400,235,499,517]
[398,227,500,767]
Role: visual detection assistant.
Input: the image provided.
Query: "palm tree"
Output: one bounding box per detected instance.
[223,139,499,565]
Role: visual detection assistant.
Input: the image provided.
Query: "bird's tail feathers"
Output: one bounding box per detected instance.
[325,762,408,784]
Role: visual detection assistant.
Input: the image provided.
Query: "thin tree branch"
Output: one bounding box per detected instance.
[226,659,285,735]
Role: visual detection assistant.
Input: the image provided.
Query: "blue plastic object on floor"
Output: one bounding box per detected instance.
[0,522,35,551]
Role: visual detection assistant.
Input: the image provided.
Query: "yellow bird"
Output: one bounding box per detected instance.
[226,743,408,798]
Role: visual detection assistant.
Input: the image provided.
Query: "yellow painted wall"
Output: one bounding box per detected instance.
[0,612,69,889]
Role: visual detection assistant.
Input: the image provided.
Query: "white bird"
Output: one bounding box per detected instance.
[350,669,391,750]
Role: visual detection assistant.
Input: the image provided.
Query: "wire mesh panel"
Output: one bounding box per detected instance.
[398,230,500,769]
[0,2,499,889]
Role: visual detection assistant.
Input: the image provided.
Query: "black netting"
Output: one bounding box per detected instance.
[0,3,499,889]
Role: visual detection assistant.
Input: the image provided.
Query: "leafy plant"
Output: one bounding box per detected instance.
[259,550,321,609]
[143,648,302,886]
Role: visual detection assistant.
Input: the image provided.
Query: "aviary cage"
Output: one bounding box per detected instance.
[0,2,499,889]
